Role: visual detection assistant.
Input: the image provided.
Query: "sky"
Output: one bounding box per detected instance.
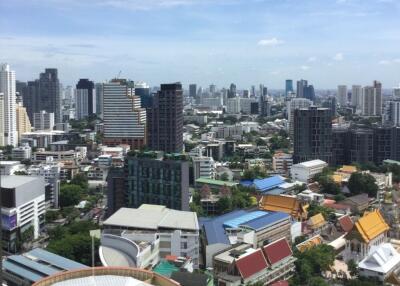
[1,0,400,89]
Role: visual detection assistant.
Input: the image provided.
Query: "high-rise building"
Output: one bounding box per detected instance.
[361,82,382,117]
[147,83,183,153]
[322,96,337,117]
[296,79,315,102]
[293,107,332,164]
[33,110,55,131]
[135,81,152,108]
[16,81,27,105]
[0,64,18,146]
[0,93,4,146]
[296,79,307,98]
[386,99,400,126]
[287,98,312,139]
[374,80,383,116]
[189,84,197,98]
[25,80,39,122]
[38,69,61,123]
[251,85,256,97]
[209,84,216,95]
[16,102,32,141]
[394,86,400,98]
[228,83,236,98]
[107,151,190,215]
[285,79,293,96]
[75,79,95,120]
[351,85,363,111]
[102,79,146,149]
[95,83,103,118]
[337,85,347,107]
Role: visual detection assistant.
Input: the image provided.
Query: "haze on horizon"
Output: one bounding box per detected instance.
[1,0,400,89]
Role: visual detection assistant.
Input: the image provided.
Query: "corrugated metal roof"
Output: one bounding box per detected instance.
[7,255,59,276]
[241,212,290,231]
[27,248,88,270]
[3,260,43,282]
[223,211,267,229]
[240,176,285,192]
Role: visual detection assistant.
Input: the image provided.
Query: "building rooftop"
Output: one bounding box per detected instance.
[103,205,199,231]
[260,195,308,220]
[293,159,327,168]
[296,235,323,252]
[359,243,400,274]
[353,210,389,243]
[195,177,238,187]
[262,238,292,265]
[308,213,326,230]
[235,249,269,279]
[240,175,285,193]
[338,215,353,233]
[0,175,41,188]
[3,248,87,283]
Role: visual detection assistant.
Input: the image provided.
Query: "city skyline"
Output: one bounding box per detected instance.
[1,0,400,88]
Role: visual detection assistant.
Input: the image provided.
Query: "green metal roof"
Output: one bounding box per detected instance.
[195,177,238,187]
[153,260,179,277]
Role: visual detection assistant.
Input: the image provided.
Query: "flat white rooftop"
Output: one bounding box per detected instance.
[294,159,327,168]
[103,204,199,231]
[52,275,151,286]
[0,175,40,188]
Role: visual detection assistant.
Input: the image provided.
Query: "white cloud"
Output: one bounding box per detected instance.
[257,37,284,47]
[333,53,344,61]
[301,65,310,70]
[394,58,400,63]
[307,56,317,62]
[379,60,391,65]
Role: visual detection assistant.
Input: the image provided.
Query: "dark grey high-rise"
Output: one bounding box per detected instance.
[76,79,95,119]
[147,83,183,153]
[189,84,197,98]
[293,107,332,164]
[39,69,61,123]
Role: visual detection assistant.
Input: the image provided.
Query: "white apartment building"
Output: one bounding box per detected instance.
[337,85,348,107]
[0,64,18,146]
[1,176,45,252]
[192,156,215,181]
[102,204,200,268]
[12,144,32,160]
[226,97,241,114]
[33,110,55,131]
[291,159,328,182]
[362,82,382,117]
[28,157,61,208]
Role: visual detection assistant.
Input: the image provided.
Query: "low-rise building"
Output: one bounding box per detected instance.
[358,243,400,282]
[0,161,25,175]
[192,156,215,181]
[342,193,370,213]
[214,238,296,286]
[3,248,88,286]
[33,150,76,162]
[101,204,200,268]
[272,152,293,175]
[291,159,328,182]
[240,176,286,194]
[260,195,308,221]
[1,176,45,252]
[11,144,32,161]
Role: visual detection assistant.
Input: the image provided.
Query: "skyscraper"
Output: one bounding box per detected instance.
[16,102,32,141]
[337,85,347,107]
[75,79,96,120]
[287,98,313,140]
[285,79,293,96]
[386,99,400,126]
[296,79,307,98]
[361,83,382,117]
[228,83,236,98]
[135,81,152,108]
[102,79,147,149]
[293,107,332,164]
[351,85,362,111]
[95,83,103,118]
[189,84,197,98]
[374,80,382,116]
[38,69,61,123]
[0,64,18,146]
[147,83,183,153]
[296,79,315,102]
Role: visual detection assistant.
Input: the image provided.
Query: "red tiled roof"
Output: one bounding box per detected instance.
[338,215,353,233]
[263,238,292,265]
[270,281,289,286]
[235,249,268,279]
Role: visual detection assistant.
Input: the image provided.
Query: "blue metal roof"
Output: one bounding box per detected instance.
[263,187,286,195]
[7,255,59,276]
[240,212,290,231]
[199,210,249,245]
[223,211,267,229]
[240,176,285,192]
[3,260,44,282]
[27,248,88,270]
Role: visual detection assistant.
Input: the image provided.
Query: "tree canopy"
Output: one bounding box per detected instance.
[348,172,378,197]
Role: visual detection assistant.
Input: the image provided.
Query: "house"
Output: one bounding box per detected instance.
[358,243,400,282]
[214,238,296,286]
[260,195,308,221]
[342,193,370,213]
[345,210,390,262]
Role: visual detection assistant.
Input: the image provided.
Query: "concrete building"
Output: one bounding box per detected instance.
[0,92,4,145]
[291,159,328,182]
[272,152,293,175]
[286,98,312,140]
[75,78,96,120]
[11,144,32,160]
[1,176,45,252]
[102,204,200,268]
[0,161,25,175]
[107,151,190,215]
[362,81,382,117]
[293,107,332,164]
[147,83,184,153]
[33,110,55,131]
[16,102,32,141]
[337,85,348,107]
[0,64,18,146]
[3,248,88,286]
[358,243,400,282]
[386,99,400,126]
[352,85,363,111]
[192,156,215,181]
[226,97,241,114]
[102,79,146,149]
[33,150,76,162]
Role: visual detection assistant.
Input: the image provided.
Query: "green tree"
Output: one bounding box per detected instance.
[60,184,83,207]
[216,197,232,214]
[307,203,335,221]
[70,173,89,191]
[348,172,378,197]
[308,277,329,286]
[219,173,229,181]
[347,259,358,277]
[14,170,28,175]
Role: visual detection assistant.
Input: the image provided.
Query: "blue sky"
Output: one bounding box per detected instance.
[1,0,400,89]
